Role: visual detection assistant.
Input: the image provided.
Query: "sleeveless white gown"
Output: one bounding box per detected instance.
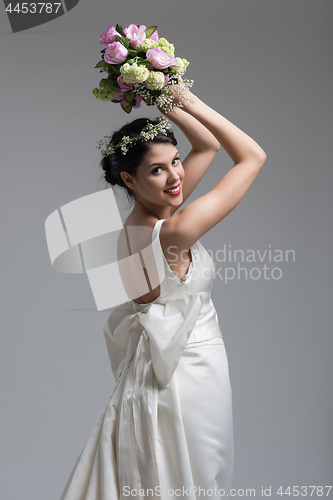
[60,219,234,500]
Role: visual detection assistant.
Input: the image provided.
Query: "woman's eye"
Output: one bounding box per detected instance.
[152,158,180,174]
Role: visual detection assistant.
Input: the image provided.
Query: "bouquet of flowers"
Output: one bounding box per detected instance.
[92,23,194,114]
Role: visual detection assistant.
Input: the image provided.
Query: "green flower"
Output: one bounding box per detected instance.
[146,71,166,90]
[158,38,175,57]
[170,57,189,75]
[136,39,158,52]
[120,62,150,83]
[92,87,117,102]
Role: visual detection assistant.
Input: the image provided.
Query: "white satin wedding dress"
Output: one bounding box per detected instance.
[60,219,234,500]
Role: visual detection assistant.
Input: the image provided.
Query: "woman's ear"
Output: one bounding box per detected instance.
[120,172,136,191]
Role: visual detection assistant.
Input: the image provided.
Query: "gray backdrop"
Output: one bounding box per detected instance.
[1,1,332,498]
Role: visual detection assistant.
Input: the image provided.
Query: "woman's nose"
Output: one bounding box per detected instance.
[168,169,180,181]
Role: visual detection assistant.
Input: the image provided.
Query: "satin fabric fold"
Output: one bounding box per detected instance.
[110,292,206,498]
[104,291,206,389]
[61,292,206,499]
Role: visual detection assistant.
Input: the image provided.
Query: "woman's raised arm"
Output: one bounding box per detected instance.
[159,105,220,213]
[161,87,267,249]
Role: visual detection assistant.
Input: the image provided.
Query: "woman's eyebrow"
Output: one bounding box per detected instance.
[147,162,164,169]
[147,153,179,169]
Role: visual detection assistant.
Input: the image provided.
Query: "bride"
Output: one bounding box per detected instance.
[60,84,266,500]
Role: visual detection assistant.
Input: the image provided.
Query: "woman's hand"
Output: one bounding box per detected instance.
[156,76,195,116]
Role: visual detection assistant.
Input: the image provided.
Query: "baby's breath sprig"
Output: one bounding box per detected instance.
[96,116,172,157]
[155,77,195,114]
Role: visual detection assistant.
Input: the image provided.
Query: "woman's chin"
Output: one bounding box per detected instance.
[166,193,183,204]
[172,197,183,208]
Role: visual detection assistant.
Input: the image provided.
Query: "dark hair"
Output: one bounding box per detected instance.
[100,118,177,199]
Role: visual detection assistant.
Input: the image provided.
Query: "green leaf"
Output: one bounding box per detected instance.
[137,59,149,66]
[114,35,130,48]
[128,50,137,58]
[108,65,121,76]
[99,78,113,92]
[122,37,130,48]
[123,90,135,103]
[121,102,133,114]
[116,23,126,37]
[145,26,157,38]
[95,60,109,68]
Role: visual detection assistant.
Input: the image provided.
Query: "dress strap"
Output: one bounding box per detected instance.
[152,218,165,240]
[150,218,167,285]
[152,218,195,282]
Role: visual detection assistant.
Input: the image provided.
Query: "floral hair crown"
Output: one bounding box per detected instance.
[96,115,172,156]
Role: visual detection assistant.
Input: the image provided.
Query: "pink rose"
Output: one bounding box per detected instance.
[113,88,129,107]
[124,24,147,47]
[133,95,144,109]
[113,88,143,109]
[146,48,177,69]
[117,75,133,91]
[104,42,128,65]
[99,26,120,45]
